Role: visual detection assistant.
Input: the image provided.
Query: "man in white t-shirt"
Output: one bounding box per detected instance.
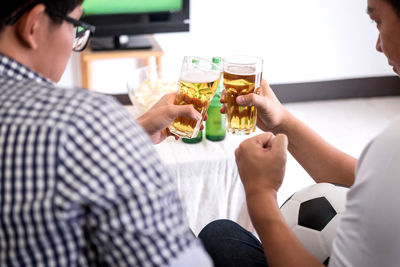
[199,0,400,266]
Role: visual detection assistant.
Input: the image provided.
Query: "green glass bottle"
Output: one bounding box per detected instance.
[182,128,203,144]
[206,57,226,141]
[182,58,203,144]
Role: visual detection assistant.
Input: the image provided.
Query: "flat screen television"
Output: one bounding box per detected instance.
[82,0,190,51]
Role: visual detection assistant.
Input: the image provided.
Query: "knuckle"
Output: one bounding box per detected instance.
[263,132,273,140]
[234,148,240,158]
[240,139,249,147]
[249,94,258,103]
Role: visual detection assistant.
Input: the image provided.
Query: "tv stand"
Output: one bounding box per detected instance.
[80,35,163,90]
[90,35,153,51]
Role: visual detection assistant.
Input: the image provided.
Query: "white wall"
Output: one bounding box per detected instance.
[59,0,393,93]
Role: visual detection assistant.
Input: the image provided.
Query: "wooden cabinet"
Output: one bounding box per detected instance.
[80,35,164,90]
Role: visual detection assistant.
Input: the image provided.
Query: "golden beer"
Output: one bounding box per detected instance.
[224,67,262,134]
[168,69,222,138]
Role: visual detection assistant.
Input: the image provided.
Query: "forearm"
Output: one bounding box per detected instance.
[247,191,324,267]
[274,111,356,187]
[136,115,156,141]
[136,114,149,132]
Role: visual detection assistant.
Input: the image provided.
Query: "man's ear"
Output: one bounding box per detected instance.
[15,4,47,50]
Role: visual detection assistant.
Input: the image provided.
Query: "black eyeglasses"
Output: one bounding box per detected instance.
[45,8,95,52]
[5,3,95,52]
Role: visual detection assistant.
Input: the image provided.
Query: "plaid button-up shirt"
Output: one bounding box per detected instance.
[0,54,210,267]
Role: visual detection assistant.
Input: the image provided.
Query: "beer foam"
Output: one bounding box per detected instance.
[180,69,220,83]
[225,66,256,75]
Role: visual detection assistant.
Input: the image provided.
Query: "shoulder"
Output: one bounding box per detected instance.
[356,117,400,179]
[52,86,125,118]
[370,117,400,149]
[352,117,400,198]
[51,87,144,137]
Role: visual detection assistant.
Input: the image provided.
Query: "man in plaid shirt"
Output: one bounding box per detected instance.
[0,0,212,266]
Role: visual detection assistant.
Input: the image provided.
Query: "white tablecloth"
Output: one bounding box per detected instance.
[124,105,256,236]
[127,96,400,236]
[154,132,258,236]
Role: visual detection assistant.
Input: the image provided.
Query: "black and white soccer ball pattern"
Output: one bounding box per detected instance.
[280,183,348,265]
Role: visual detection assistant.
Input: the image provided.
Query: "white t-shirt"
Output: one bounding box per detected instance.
[329,118,400,267]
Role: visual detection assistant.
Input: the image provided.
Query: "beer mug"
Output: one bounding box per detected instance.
[168,56,223,139]
[222,56,263,135]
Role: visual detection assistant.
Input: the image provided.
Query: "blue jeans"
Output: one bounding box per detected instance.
[199,220,330,266]
[198,220,269,267]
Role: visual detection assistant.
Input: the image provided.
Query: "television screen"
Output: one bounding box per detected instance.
[83,0,183,15]
[82,0,190,51]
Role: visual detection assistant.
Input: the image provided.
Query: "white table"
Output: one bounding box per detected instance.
[154,132,258,236]
[124,105,257,236]
[127,96,400,236]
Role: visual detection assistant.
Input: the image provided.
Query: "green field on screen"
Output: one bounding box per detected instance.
[83,0,182,15]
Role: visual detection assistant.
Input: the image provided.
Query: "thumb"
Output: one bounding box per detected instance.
[171,104,202,121]
[270,134,288,154]
[236,93,265,108]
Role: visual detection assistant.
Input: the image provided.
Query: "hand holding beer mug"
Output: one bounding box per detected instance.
[223,56,263,134]
[168,56,223,139]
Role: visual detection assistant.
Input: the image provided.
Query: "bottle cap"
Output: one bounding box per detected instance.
[212,57,221,65]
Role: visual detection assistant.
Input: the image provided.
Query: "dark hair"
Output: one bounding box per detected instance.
[0,0,83,30]
[386,0,400,17]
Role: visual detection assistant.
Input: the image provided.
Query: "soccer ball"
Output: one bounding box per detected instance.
[280,183,348,265]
